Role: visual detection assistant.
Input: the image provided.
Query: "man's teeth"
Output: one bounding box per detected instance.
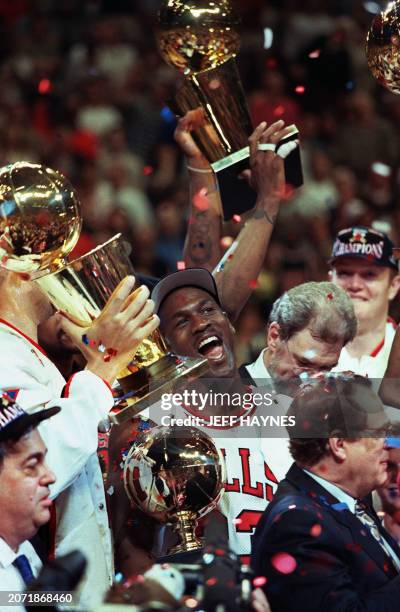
[198,336,219,350]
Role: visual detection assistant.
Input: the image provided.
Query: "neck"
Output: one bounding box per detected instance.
[307,463,359,499]
[0,531,20,553]
[345,315,387,358]
[0,274,42,342]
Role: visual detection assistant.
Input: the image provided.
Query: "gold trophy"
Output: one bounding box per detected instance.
[124,425,225,554]
[35,234,209,424]
[157,0,256,219]
[366,1,400,94]
[0,161,81,275]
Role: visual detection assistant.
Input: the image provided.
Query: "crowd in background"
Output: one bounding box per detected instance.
[1,0,399,362]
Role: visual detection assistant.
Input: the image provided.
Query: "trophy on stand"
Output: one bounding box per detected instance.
[124,425,225,555]
[156,0,302,219]
[0,161,208,426]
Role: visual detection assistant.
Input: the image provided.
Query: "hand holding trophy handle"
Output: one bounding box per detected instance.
[56,276,160,385]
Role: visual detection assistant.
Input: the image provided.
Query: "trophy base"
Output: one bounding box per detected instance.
[212,148,256,220]
[109,354,209,425]
[168,511,203,555]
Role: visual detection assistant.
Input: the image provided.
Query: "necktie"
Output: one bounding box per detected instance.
[355,502,400,572]
[13,554,35,585]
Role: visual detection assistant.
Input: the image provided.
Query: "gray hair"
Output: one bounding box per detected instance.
[269,281,357,345]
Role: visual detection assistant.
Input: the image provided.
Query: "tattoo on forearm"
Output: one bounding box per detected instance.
[187,210,213,265]
[253,209,277,225]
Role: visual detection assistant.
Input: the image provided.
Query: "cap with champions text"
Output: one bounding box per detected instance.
[329,226,398,271]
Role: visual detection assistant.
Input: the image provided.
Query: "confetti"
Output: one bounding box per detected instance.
[271,552,297,575]
[295,85,305,94]
[253,576,267,588]
[232,214,241,223]
[38,78,51,94]
[220,236,234,249]
[273,105,285,117]
[177,260,186,270]
[103,354,111,362]
[82,334,89,345]
[185,598,198,609]
[266,58,277,69]
[310,524,322,537]
[193,188,209,211]
[209,78,221,90]
[18,272,31,281]
[308,49,321,59]
[326,293,333,300]
[249,279,258,289]
[205,577,218,586]
[143,165,154,176]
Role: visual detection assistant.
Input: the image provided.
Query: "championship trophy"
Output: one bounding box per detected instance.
[156,0,302,219]
[123,425,225,554]
[35,234,209,424]
[366,1,400,94]
[0,161,208,425]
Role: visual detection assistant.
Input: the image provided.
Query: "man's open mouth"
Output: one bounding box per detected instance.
[197,335,224,360]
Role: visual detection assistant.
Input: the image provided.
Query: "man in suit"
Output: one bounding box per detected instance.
[251,376,400,611]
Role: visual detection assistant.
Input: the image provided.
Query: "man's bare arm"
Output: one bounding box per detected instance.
[178,109,223,270]
[214,120,298,321]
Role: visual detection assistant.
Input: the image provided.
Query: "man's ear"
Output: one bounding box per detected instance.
[267,321,281,350]
[327,269,334,281]
[388,273,400,301]
[328,437,346,462]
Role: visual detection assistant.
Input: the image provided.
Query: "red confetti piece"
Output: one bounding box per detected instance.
[206,577,218,586]
[310,524,322,537]
[266,58,278,69]
[18,272,31,281]
[273,105,285,117]
[227,253,234,261]
[249,279,258,289]
[282,183,295,201]
[215,548,225,556]
[38,78,51,94]
[295,85,305,94]
[193,188,209,211]
[1,255,8,265]
[308,49,321,59]
[220,236,233,249]
[253,576,267,588]
[103,354,111,362]
[209,78,221,90]
[232,214,241,223]
[271,552,297,575]
[177,261,186,270]
[326,293,333,300]
[143,165,154,176]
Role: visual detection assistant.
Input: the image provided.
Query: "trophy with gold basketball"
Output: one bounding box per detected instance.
[366,0,400,94]
[124,425,225,554]
[0,161,208,425]
[156,0,302,219]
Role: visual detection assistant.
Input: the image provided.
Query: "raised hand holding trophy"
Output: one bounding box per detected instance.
[156,0,302,219]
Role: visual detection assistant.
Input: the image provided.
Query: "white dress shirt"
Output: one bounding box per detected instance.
[0,320,114,608]
[0,538,42,612]
[244,348,271,385]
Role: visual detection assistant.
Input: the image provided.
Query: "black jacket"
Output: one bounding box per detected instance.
[251,463,400,611]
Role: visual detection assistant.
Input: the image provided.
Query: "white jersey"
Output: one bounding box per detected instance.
[0,319,114,608]
[333,319,397,379]
[167,394,292,561]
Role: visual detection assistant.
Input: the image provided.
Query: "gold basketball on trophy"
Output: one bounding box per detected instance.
[157,0,240,74]
[0,162,81,275]
[366,0,400,94]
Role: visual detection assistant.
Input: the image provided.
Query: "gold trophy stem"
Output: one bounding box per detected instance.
[170,511,203,554]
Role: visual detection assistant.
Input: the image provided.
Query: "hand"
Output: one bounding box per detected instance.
[57,276,160,384]
[174,108,210,168]
[247,120,299,221]
[252,588,271,612]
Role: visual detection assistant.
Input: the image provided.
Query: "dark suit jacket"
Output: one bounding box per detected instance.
[251,463,400,611]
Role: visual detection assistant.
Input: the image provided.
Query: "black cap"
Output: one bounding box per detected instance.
[329,226,398,270]
[0,393,60,442]
[152,268,221,314]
